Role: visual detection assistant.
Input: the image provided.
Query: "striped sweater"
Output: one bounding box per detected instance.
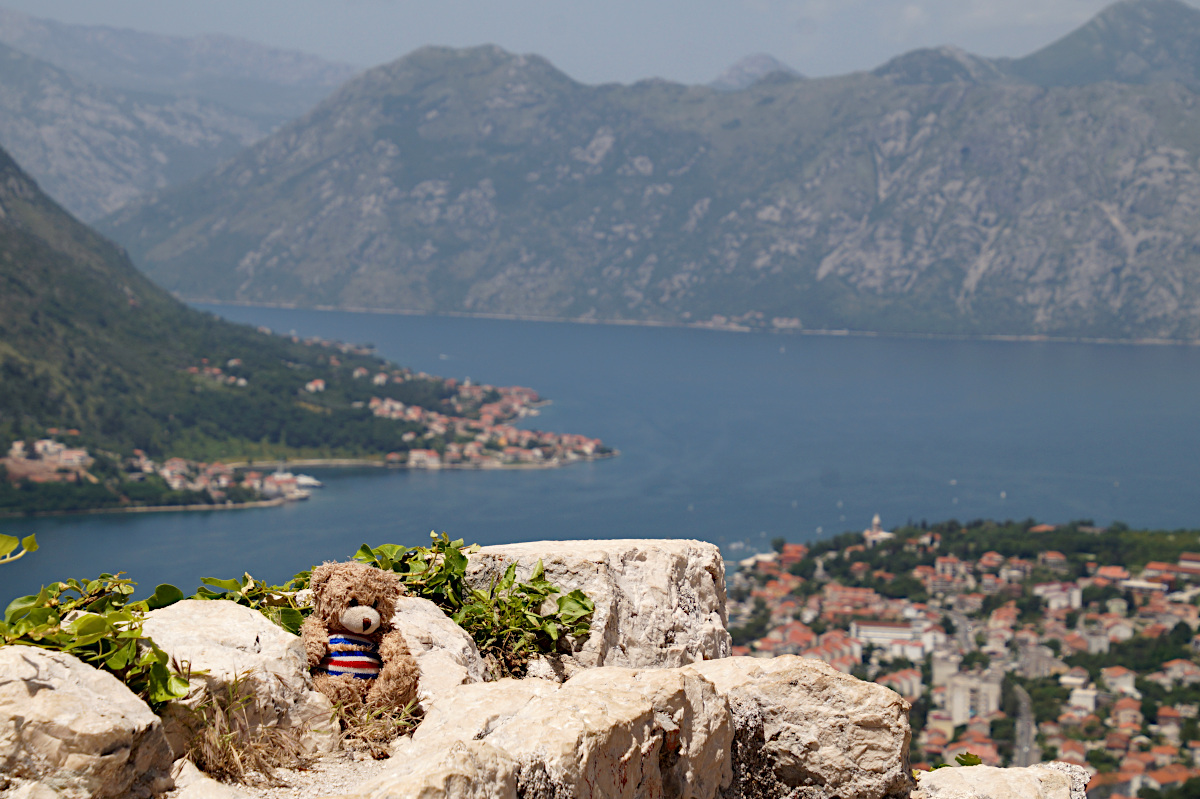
[317,631,382,679]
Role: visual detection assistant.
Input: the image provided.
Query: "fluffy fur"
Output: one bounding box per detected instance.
[301,561,419,712]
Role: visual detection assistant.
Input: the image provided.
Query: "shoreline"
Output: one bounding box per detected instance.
[187,298,1200,349]
[227,452,619,471]
[0,497,289,520]
[0,453,618,521]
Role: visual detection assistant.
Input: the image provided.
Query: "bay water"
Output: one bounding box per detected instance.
[5,305,1200,602]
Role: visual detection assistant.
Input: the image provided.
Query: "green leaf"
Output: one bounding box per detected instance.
[5,593,43,622]
[20,534,38,554]
[106,641,134,670]
[276,607,305,635]
[140,584,185,611]
[200,577,243,592]
[66,613,111,638]
[955,752,983,767]
[0,534,18,558]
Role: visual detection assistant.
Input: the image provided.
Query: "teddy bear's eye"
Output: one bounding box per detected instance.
[349,599,359,607]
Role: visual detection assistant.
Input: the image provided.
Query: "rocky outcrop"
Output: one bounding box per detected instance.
[689,655,914,799]
[390,595,487,707]
[566,667,734,798]
[0,646,173,799]
[466,539,732,670]
[142,599,337,755]
[167,760,251,799]
[913,763,1090,799]
[341,665,734,799]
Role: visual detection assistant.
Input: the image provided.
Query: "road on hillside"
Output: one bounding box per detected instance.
[1013,685,1037,767]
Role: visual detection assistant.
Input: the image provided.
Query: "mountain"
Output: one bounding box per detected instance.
[1004,0,1200,87]
[100,2,1200,341]
[710,54,801,91]
[873,47,1009,86]
[0,144,452,461]
[0,41,265,221]
[0,7,359,129]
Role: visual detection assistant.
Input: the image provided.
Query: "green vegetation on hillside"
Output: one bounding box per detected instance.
[0,144,483,468]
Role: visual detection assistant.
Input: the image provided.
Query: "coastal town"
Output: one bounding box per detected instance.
[728,516,1200,798]
[0,346,613,515]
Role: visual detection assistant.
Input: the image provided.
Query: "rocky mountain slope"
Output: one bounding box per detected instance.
[0,41,266,221]
[709,53,801,91]
[0,7,358,128]
[100,0,1200,340]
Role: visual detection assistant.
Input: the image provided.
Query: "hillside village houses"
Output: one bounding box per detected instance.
[364,380,606,467]
[3,436,93,482]
[727,516,1200,794]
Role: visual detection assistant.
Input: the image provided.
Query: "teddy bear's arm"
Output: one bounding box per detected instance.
[370,629,420,708]
[300,615,328,668]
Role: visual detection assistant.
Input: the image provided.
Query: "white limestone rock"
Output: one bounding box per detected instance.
[401,678,561,753]
[914,764,1077,799]
[167,759,251,799]
[141,599,337,756]
[353,666,732,799]
[689,655,914,799]
[0,646,174,799]
[1033,762,1090,799]
[390,595,487,708]
[466,539,732,669]
[332,740,519,799]
[566,667,734,799]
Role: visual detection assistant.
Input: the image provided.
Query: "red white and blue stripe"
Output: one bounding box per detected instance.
[317,632,381,679]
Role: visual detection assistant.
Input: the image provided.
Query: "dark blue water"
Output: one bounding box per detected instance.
[5,305,1200,603]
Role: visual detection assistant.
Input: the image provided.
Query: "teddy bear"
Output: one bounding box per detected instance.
[301,560,420,712]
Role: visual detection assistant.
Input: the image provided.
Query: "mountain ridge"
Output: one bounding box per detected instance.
[99,1,1200,341]
[0,6,359,128]
[0,39,267,221]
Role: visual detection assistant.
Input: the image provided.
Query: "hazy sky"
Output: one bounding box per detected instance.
[2,0,1188,84]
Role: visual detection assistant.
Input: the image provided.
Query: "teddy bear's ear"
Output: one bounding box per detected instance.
[308,563,334,615]
[309,563,332,592]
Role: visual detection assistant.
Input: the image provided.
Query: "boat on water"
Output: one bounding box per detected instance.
[271,468,324,489]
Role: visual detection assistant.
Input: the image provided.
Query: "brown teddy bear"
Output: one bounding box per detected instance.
[301,561,420,712]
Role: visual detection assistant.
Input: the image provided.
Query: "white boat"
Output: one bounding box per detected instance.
[272,468,324,488]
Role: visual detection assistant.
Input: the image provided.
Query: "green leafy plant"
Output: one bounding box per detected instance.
[184,532,596,678]
[0,573,189,706]
[454,559,596,676]
[192,571,311,635]
[931,752,983,770]
[0,533,37,564]
[356,532,595,676]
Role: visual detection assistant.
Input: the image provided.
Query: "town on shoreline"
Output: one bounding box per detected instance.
[729,516,1200,797]
[0,343,614,518]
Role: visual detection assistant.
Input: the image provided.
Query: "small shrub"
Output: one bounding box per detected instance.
[335,699,420,759]
[192,570,310,634]
[356,533,595,676]
[179,669,310,785]
[0,574,188,706]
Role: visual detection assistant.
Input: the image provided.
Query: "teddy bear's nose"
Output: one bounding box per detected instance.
[361,617,371,632]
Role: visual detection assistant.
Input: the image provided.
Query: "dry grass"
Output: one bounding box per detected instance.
[334,699,420,759]
[179,670,313,786]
